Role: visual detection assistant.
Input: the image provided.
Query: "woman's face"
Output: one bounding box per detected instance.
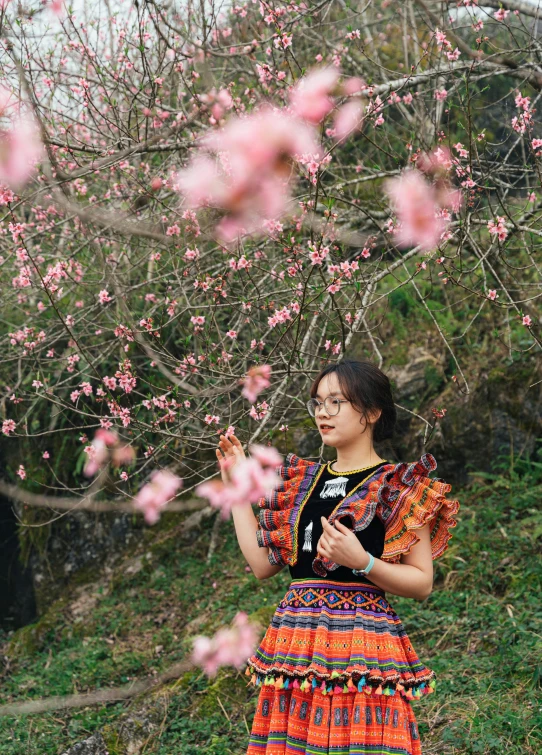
[313,372,381,449]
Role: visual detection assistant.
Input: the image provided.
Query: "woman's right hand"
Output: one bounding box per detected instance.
[216,433,247,484]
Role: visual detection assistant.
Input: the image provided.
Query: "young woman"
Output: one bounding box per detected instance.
[216,359,460,755]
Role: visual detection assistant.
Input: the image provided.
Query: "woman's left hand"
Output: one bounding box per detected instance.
[317,516,368,569]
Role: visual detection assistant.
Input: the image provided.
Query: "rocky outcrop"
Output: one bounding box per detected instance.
[60,733,108,755]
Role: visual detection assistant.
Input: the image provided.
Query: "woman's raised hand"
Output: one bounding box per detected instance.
[216,433,247,484]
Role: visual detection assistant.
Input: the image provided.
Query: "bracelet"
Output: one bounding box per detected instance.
[352,552,375,577]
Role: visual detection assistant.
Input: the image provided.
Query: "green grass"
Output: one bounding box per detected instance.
[1,453,541,754]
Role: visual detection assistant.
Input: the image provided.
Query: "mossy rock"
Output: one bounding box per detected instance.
[101,726,126,755]
[8,596,68,658]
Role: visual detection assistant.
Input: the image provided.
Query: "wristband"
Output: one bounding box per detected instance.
[352,552,375,577]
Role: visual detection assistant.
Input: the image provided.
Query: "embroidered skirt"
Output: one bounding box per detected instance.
[244,578,434,754]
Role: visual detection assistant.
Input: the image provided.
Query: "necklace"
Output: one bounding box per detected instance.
[326,459,388,475]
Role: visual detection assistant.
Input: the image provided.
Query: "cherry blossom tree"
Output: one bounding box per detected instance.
[0,0,540,561]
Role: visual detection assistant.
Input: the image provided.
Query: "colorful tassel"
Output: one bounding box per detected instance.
[292,679,300,689]
[375,684,383,695]
[312,678,318,690]
[333,685,342,694]
[357,679,364,692]
[405,688,414,699]
[283,678,289,689]
[343,684,349,693]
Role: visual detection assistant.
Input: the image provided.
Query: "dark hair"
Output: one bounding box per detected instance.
[309,359,396,444]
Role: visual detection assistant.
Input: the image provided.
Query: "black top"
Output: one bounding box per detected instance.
[288,461,388,585]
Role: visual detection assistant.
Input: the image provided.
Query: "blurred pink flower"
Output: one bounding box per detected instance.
[174,105,321,242]
[83,428,136,477]
[111,444,136,467]
[197,446,282,519]
[417,146,453,175]
[385,170,449,252]
[289,67,340,124]
[241,364,271,403]
[83,429,118,477]
[333,100,365,141]
[191,611,258,676]
[342,77,366,96]
[0,118,43,190]
[134,469,183,525]
[249,443,282,469]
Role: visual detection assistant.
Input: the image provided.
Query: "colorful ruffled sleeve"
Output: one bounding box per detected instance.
[376,453,460,563]
[255,452,319,566]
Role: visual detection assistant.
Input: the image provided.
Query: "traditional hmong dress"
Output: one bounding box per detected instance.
[244,452,460,755]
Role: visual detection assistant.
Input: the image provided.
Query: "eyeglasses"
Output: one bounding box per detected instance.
[306,397,349,417]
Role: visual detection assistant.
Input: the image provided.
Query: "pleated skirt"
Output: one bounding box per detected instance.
[244,578,433,754]
[247,684,421,754]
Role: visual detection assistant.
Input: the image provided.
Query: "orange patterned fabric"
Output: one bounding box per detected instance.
[375,453,460,564]
[255,451,460,574]
[245,579,436,697]
[247,685,422,755]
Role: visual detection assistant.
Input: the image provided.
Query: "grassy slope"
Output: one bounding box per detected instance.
[1,455,541,755]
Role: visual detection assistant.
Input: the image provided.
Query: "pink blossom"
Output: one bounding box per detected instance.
[385,170,448,251]
[133,469,183,525]
[174,106,321,242]
[17,465,26,480]
[191,611,258,676]
[43,451,50,459]
[342,77,366,96]
[487,289,498,301]
[289,67,340,124]
[111,444,136,468]
[494,8,509,21]
[522,314,532,326]
[240,364,272,403]
[333,100,365,141]
[418,146,453,174]
[487,216,508,241]
[196,445,282,520]
[2,419,16,436]
[0,117,43,190]
[98,289,112,305]
[249,443,282,469]
[83,428,119,477]
[49,0,65,15]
